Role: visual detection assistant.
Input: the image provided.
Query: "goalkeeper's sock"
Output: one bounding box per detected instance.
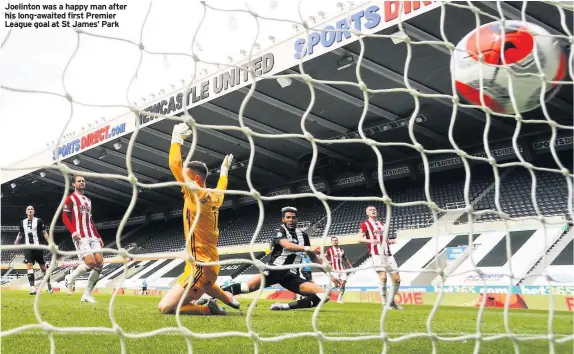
[389,280,401,305]
[27,269,35,287]
[379,282,388,305]
[288,293,327,309]
[205,285,240,309]
[180,303,211,315]
[70,263,91,282]
[84,267,102,296]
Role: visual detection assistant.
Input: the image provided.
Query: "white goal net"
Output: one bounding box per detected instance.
[1,1,573,353]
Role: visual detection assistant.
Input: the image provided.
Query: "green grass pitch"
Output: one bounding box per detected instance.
[1,290,572,354]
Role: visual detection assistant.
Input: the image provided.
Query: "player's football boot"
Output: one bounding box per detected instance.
[65,275,75,295]
[389,302,403,310]
[270,303,290,311]
[194,294,210,306]
[337,299,344,304]
[29,287,37,295]
[194,298,208,305]
[207,299,227,315]
[81,294,97,304]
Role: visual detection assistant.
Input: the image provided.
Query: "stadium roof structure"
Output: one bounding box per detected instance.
[1,1,573,225]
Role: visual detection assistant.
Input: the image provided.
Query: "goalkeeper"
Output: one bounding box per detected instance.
[157,122,240,316]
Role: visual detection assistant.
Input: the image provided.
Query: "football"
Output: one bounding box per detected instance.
[451,20,567,114]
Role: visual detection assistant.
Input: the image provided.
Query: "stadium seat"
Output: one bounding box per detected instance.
[475,168,573,222]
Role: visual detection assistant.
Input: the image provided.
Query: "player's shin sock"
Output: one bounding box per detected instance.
[205,285,240,309]
[222,282,250,295]
[337,284,346,302]
[389,280,401,305]
[84,267,102,296]
[70,263,91,282]
[179,303,211,315]
[287,293,327,310]
[27,269,35,288]
[41,270,52,291]
[379,283,388,305]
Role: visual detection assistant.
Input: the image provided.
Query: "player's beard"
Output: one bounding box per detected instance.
[284,222,295,230]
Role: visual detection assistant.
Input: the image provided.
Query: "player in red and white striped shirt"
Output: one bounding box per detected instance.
[62,175,104,303]
[359,206,402,310]
[326,237,353,304]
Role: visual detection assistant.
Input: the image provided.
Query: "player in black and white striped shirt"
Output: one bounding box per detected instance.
[221,207,329,311]
[14,206,52,295]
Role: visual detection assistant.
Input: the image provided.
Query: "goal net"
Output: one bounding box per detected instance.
[1,1,573,353]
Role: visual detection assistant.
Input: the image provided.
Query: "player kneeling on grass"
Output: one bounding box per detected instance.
[62,175,105,304]
[157,122,240,316]
[221,207,329,311]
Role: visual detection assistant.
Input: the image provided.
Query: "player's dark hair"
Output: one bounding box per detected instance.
[331,236,338,241]
[188,161,208,180]
[281,206,297,217]
[72,175,84,183]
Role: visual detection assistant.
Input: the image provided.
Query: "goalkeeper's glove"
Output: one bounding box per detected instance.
[220,154,234,177]
[171,122,192,145]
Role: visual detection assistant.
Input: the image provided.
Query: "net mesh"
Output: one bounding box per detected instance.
[1,1,573,353]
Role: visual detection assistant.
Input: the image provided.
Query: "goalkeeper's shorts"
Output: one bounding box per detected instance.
[177,262,220,290]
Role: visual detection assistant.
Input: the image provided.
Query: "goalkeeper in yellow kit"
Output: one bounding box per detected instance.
[158,122,240,316]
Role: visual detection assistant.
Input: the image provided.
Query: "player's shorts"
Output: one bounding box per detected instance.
[177,262,220,297]
[301,270,313,282]
[264,269,308,294]
[73,237,102,260]
[23,249,45,266]
[371,254,398,273]
[331,272,347,282]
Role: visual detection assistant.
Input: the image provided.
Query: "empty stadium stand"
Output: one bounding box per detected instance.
[474,167,573,222]
[312,169,494,239]
[131,220,182,254]
[1,234,19,263]
[217,198,339,247]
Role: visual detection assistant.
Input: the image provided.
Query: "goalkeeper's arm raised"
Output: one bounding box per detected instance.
[213,154,233,205]
[168,123,192,183]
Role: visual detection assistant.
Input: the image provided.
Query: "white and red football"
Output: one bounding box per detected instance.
[451,20,567,114]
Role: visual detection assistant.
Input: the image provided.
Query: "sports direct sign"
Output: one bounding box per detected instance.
[52,122,126,160]
[293,1,436,59]
[3,1,443,183]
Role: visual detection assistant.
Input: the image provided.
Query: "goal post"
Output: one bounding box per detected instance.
[1,1,573,353]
